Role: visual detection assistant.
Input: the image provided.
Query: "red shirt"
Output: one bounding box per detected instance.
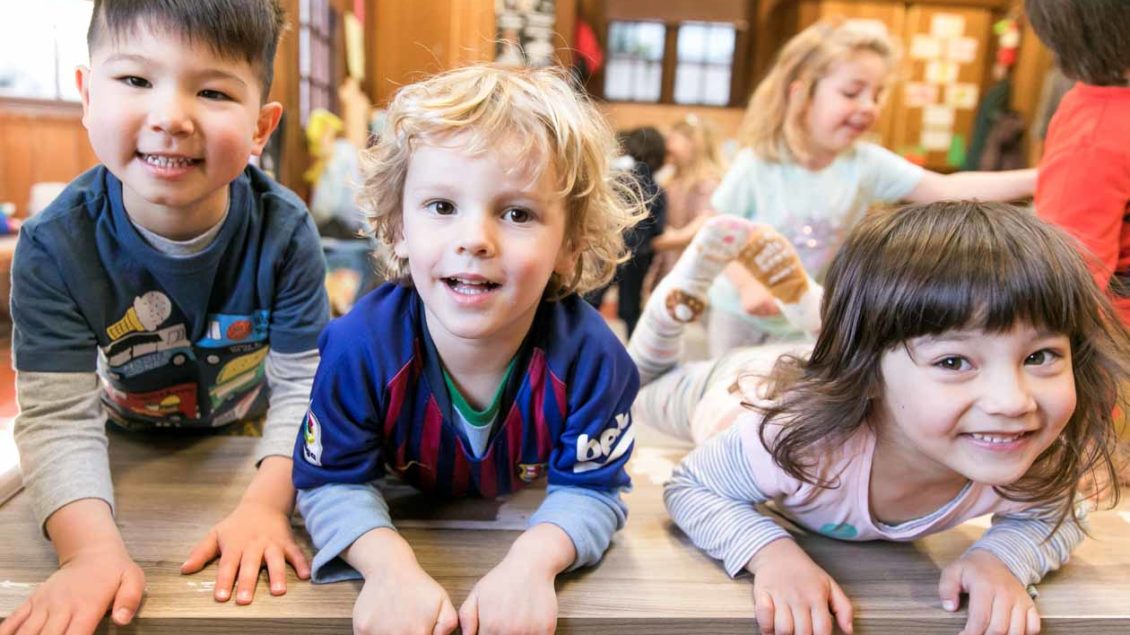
[1036,82,1130,325]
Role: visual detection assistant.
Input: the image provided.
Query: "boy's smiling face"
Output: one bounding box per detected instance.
[396,134,574,359]
[77,20,281,237]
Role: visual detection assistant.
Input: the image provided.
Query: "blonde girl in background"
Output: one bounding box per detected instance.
[706,18,1036,356]
[647,114,728,291]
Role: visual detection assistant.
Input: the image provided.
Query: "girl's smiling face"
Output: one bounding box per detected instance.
[872,322,1077,489]
[798,50,889,165]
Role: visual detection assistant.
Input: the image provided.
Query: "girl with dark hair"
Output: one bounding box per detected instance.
[628,202,1129,635]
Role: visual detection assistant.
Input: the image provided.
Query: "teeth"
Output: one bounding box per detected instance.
[969,432,1023,444]
[144,154,194,169]
[447,277,496,295]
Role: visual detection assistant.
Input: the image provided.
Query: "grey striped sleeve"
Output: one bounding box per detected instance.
[967,498,1087,587]
[257,348,320,463]
[13,371,112,531]
[663,425,792,577]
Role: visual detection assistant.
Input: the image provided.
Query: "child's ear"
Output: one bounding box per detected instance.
[554,241,580,278]
[250,101,284,156]
[787,80,806,106]
[393,233,409,259]
[76,66,92,130]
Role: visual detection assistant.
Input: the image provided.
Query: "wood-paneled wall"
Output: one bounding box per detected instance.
[0,101,98,218]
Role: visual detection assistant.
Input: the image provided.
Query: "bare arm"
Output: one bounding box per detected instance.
[907,168,1037,204]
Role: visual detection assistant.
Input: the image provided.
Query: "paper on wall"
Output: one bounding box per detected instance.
[945,83,980,109]
[925,61,959,84]
[946,36,978,64]
[930,13,966,38]
[923,105,956,128]
[922,127,953,151]
[903,82,939,108]
[910,34,941,60]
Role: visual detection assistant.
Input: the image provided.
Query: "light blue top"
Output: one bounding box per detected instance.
[708,142,924,335]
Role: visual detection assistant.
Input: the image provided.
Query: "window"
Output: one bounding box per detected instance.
[0,0,93,101]
[601,19,744,107]
[674,22,735,106]
[298,0,337,126]
[603,21,665,103]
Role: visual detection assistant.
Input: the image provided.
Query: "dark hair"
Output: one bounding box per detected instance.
[1025,0,1130,86]
[87,0,287,96]
[757,201,1128,525]
[622,127,666,173]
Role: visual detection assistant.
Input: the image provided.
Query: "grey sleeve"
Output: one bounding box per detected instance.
[967,498,1087,587]
[296,482,394,583]
[528,484,627,570]
[257,348,319,463]
[663,425,791,577]
[13,371,111,531]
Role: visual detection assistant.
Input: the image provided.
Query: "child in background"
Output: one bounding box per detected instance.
[1025,0,1130,484]
[587,126,667,336]
[647,114,727,289]
[707,18,1037,356]
[628,202,1127,635]
[3,1,329,633]
[292,65,644,635]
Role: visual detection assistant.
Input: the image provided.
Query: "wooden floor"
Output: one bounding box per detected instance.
[1,432,1128,634]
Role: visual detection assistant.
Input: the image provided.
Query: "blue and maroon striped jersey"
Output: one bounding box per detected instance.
[292,283,638,498]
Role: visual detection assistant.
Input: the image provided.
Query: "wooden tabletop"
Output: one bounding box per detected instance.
[1,432,1128,634]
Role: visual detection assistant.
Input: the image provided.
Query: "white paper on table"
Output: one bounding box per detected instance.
[923,105,956,128]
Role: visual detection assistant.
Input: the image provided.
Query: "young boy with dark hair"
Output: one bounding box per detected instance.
[1025,0,1130,484]
[3,1,329,633]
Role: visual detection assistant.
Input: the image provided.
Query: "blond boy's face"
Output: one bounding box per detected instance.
[396,134,573,358]
[77,20,281,230]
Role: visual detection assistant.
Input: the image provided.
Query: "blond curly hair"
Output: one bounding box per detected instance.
[359,64,645,298]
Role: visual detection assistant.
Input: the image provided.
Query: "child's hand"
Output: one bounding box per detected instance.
[746,538,854,635]
[0,543,145,635]
[353,558,458,635]
[181,498,309,603]
[180,456,310,604]
[739,280,782,317]
[459,555,558,635]
[938,550,1040,635]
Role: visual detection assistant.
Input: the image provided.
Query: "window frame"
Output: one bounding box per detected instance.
[596,18,752,108]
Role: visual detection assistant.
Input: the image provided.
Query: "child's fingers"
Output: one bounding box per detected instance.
[11,603,46,635]
[181,531,219,574]
[457,590,480,635]
[828,581,854,634]
[937,565,963,612]
[63,608,102,635]
[39,608,71,635]
[263,545,288,596]
[985,595,1012,635]
[1010,604,1030,635]
[435,598,459,635]
[212,549,240,602]
[773,601,794,635]
[282,541,311,580]
[754,589,776,635]
[1026,606,1041,634]
[111,566,145,625]
[960,590,991,635]
[234,548,265,604]
[809,604,833,635]
[0,600,30,635]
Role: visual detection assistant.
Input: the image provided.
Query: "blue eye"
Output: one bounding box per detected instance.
[425,200,455,215]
